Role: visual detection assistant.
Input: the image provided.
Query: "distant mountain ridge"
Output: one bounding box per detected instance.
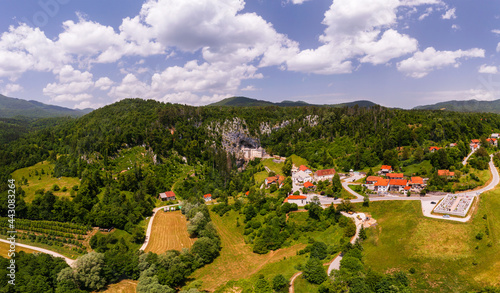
[414,99,500,113]
[0,95,92,118]
[208,96,378,108]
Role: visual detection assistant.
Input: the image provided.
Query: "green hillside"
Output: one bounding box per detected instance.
[209,96,378,108]
[414,99,500,113]
[0,94,92,118]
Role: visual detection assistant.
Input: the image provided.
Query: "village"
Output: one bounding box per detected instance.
[156,133,500,222]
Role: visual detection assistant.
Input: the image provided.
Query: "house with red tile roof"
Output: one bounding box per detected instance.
[366,176,382,184]
[374,179,390,193]
[203,194,212,202]
[284,195,308,206]
[265,175,286,188]
[409,176,424,186]
[314,168,336,180]
[380,165,392,175]
[429,146,441,153]
[386,173,404,179]
[389,179,408,192]
[158,191,176,201]
[298,165,312,174]
[303,181,315,189]
[486,138,498,147]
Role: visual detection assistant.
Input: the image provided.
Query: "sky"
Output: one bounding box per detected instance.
[0,0,500,110]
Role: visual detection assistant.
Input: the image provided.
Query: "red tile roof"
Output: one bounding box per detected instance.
[304,181,314,188]
[366,176,382,182]
[404,186,411,190]
[429,146,441,151]
[386,173,404,178]
[315,168,336,176]
[266,176,277,183]
[438,170,455,177]
[487,138,497,142]
[203,194,211,199]
[389,179,407,186]
[299,165,310,171]
[245,191,249,196]
[410,176,424,185]
[471,139,480,143]
[160,191,176,198]
[287,195,307,200]
[374,179,390,186]
[381,165,392,171]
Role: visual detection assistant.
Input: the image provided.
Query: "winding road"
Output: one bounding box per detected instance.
[0,239,75,267]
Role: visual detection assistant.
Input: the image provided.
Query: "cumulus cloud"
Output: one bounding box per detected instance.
[2,84,23,95]
[95,77,114,90]
[0,24,69,79]
[478,64,498,74]
[492,29,500,35]
[397,47,485,78]
[286,0,428,74]
[43,65,96,102]
[442,8,456,19]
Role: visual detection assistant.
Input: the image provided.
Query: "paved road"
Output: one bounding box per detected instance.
[463,149,476,165]
[326,212,363,275]
[139,204,180,251]
[0,239,75,267]
[341,174,365,200]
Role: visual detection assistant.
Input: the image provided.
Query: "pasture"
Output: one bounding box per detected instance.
[11,161,80,202]
[357,188,500,292]
[144,210,195,254]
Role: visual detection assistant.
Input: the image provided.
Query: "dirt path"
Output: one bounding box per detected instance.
[0,239,75,267]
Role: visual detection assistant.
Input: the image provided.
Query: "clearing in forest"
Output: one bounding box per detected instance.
[144,210,195,254]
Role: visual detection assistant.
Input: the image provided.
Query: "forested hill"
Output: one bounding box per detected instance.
[2,98,500,188]
[0,94,92,118]
[414,99,500,113]
[209,96,378,108]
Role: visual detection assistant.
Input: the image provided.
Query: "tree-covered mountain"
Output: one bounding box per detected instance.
[414,99,500,113]
[209,96,378,108]
[0,94,92,118]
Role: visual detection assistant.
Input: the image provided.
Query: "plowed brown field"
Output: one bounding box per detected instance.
[144,210,196,254]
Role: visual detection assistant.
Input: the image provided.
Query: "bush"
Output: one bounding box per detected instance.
[476,232,484,240]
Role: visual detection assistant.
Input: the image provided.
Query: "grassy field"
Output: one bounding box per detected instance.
[144,210,195,254]
[402,160,433,177]
[290,155,308,168]
[98,280,137,293]
[191,209,307,291]
[294,274,320,293]
[261,158,284,175]
[0,241,37,258]
[111,146,153,174]
[357,189,500,292]
[254,170,268,186]
[11,161,80,202]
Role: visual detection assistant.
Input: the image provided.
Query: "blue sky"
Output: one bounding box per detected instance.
[0,0,499,109]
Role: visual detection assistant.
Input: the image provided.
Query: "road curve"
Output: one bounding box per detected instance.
[0,238,75,267]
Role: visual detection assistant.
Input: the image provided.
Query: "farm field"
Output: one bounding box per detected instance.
[144,210,195,254]
[261,158,283,174]
[357,188,500,292]
[0,241,36,258]
[11,161,80,202]
[191,209,307,291]
[97,280,137,293]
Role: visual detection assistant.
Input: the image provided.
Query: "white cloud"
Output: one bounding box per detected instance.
[478,64,498,74]
[95,77,114,90]
[2,83,23,96]
[397,47,485,78]
[492,29,500,35]
[43,65,95,102]
[108,74,151,101]
[418,7,433,20]
[0,24,69,79]
[497,42,500,52]
[286,0,431,74]
[241,85,258,91]
[451,24,460,30]
[442,8,456,19]
[73,100,104,110]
